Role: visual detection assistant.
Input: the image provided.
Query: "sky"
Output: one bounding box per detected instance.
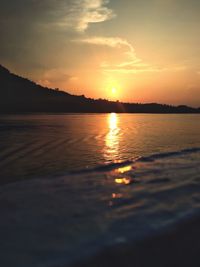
[0,0,200,107]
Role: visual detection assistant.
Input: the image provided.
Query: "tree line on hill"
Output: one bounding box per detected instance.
[0,65,199,113]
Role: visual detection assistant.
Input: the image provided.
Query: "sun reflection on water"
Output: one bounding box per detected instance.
[115,177,132,185]
[112,193,123,199]
[117,165,132,174]
[104,113,120,162]
[109,112,118,130]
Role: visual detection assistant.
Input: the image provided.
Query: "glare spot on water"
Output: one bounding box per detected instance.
[117,165,132,174]
[115,177,133,185]
[112,193,123,199]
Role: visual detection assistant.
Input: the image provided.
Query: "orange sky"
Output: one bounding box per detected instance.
[0,0,200,106]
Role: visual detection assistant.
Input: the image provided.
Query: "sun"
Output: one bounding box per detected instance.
[108,86,120,100]
[111,87,117,95]
[104,78,121,100]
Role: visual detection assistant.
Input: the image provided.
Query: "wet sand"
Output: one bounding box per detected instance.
[71,215,200,267]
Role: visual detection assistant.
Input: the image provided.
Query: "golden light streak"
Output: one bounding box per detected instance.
[104,113,120,162]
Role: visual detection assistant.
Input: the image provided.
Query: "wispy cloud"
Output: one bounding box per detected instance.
[102,62,189,74]
[77,36,134,50]
[103,63,166,74]
[75,36,138,61]
[77,0,115,31]
[75,36,163,73]
[76,36,189,74]
[52,0,115,31]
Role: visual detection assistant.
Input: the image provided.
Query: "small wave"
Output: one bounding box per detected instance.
[69,160,133,174]
[69,147,200,175]
[140,147,200,162]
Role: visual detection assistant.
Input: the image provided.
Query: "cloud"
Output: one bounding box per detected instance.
[76,36,189,74]
[77,36,134,50]
[70,0,116,31]
[102,63,166,74]
[75,36,138,61]
[75,36,163,73]
[50,0,115,31]
[102,62,189,74]
[76,36,138,64]
[0,0,115,32]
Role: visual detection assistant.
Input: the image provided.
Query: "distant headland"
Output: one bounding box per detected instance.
[0,65,199,114]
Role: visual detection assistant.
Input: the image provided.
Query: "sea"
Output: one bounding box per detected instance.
[0,113,200,266]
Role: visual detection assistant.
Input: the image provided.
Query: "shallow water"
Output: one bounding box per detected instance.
[0,113,200,183]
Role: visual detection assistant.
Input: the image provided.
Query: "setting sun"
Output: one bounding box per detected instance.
[111,87,117,95]
[108,86,119,100]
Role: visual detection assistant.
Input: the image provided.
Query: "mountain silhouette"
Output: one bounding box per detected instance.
[0,65,199,113]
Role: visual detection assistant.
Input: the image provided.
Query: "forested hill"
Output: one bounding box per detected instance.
[0,65,199,113]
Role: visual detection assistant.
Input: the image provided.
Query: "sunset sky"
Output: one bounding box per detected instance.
[0,0,200,106]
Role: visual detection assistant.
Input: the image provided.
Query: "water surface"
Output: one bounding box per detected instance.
[1,148,200,267]
[0,113,200,183]
[1,113,200,267]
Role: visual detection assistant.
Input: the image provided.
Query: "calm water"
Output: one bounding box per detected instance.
[0,113,200,183]
[1,114,200,267]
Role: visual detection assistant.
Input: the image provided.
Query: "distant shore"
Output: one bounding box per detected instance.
[1,65,200,114]
[71,215,200,267]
